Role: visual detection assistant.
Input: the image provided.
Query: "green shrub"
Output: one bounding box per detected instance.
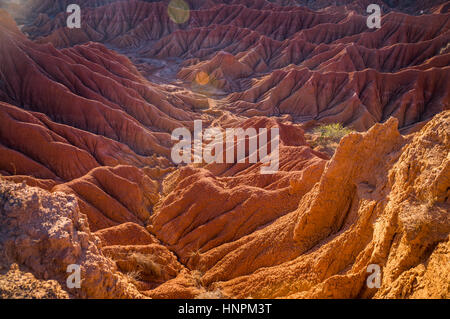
[313,123,353,145]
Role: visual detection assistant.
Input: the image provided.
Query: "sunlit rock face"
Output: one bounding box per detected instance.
[0,0,448,299]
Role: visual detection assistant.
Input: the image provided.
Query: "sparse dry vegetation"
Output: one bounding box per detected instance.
[124,270,142,285]
[426,196,439,208]
[187,248,202,269]
[195,288,225,299]
[190,270,204,288]
[129,252,162,278]
[439,42,450,55]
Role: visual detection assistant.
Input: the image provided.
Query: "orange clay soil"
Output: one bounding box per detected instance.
[0,1,449,298]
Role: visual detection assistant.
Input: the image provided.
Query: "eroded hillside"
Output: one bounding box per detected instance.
[0,0,448,299]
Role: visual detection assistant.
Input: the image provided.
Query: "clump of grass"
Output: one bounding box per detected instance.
[425,196,438,208]
[187,248,202,269]
[439,42,450,55]
[313,123,353,146]
[129,252,162,278]
[195,288,225,299]
[190,270,204,288]
[124,270,142,285]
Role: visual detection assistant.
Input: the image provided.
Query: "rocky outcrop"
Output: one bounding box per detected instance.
[0,1,448,299]
[3,111,448,299]
[0,264,69,299]
[209,110,449,298]
[0,180,145,298]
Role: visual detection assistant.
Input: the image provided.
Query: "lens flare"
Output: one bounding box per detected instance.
[167,0,190,24]
[195,71,210,86]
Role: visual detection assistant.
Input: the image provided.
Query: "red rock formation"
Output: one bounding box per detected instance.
[0,180,145,298]
[2,111,448,299]
[205,110,450,299]
[0,9,204,162]
[52,165,160,231]
[224,66,449,131]
[0,1,448,299]
[19,0,448,129]
[148,117,328,267]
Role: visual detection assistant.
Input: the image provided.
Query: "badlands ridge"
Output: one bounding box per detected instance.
[0,0,449,298]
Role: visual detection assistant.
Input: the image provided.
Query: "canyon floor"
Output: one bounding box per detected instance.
[0,0,449,299]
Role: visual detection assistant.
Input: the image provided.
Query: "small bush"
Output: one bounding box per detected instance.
[129,252,162,278]
[439,42,450,55]
[313,123,353,145]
